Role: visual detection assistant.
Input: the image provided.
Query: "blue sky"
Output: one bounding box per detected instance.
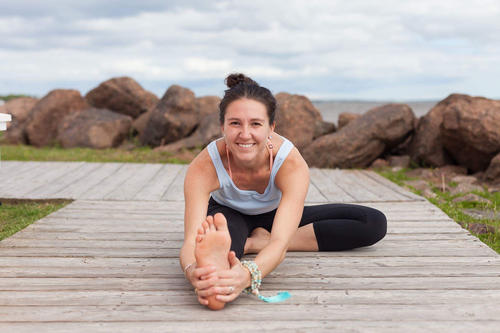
[1,0,499,101]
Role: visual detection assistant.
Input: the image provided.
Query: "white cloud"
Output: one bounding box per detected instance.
[0,0,499,100]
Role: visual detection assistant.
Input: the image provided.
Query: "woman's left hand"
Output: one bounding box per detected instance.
[211,251,250,303]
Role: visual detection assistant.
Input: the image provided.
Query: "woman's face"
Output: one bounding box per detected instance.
[222,98,275,164]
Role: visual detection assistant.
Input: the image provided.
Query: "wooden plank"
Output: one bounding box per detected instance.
[0,303,499,322]
[0,321,499,333]
[320,168,381,201]
[104,163,164,200]
[351,169,410,201]
[55,163,123,198]
[1,276,499,291]
[305,181,328,202]
[134,163,184,201]
[309,168,355,202]
[1,289,499,306]
[161,165,188,201]
[0,246,494,257]
[79,163,145,200]
[18,162,86,198]
[0,161,49,192]
[363,170,425,201]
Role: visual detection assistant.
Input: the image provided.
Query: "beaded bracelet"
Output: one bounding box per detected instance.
[241,260,262,296]
[183,262,195,275]
[240,260,291,303]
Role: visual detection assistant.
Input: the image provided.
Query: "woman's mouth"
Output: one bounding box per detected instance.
[237,143,255,148]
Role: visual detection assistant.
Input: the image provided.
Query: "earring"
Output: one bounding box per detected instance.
[267,136,273,150]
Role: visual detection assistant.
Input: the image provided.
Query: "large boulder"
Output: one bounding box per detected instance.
[25,90,88,147]
[408,97,453,167]
[485,153,500,183]
[155,113,221,153]
[140,85,198,147]
[196,96,221,117]
[57,108,132,149]
[274,92,323,150]
[440,94,500,172]
[0,97,38,144]
[85,77,159,119]
[303,104,415,168]
[338,112,361,129]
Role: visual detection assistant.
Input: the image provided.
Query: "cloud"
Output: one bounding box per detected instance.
[0,0,499,100]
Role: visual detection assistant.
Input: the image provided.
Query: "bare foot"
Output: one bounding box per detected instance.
[244,227,271,254]
[195,213,231,310]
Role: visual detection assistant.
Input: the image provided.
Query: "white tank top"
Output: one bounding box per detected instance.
[207,136,294,215]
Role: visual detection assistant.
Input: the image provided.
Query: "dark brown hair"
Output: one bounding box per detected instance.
[219,73,276,125]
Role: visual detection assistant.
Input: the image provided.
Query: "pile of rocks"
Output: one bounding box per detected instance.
[1,77,499,186]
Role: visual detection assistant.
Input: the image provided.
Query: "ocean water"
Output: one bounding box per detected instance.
[312,100,438,125]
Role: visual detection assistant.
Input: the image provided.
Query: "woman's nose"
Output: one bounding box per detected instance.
[239,126,251,138]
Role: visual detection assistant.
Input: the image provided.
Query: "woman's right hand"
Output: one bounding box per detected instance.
[186,264,219,306]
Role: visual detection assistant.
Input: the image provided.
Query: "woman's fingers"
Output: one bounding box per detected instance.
[197,295,209,306]
[215,291,239,303]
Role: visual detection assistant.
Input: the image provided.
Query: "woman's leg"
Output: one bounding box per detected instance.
[298,203,387,251]
[207,198,251,259]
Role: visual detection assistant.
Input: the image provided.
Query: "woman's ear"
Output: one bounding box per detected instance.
[270,122,276,133]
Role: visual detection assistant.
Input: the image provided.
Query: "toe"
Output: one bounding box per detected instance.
[207,216,217,231]
[202,221,209,233]
[213,213,228,231]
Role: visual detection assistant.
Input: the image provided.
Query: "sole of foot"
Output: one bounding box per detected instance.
[195,213,231,310]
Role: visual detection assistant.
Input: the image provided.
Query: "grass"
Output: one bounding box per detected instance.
[376,167,500,254]
[0,94,34,102]
[0,200,72,241]
[0,140,197,164]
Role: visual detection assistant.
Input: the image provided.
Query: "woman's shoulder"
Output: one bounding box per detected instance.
[186,146,220,191]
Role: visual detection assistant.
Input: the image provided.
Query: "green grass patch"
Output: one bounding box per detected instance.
[377,167,500,255]
[0,142,195,164]
[0,94,34,102]
[0,200,71,240]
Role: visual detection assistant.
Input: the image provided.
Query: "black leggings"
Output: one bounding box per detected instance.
[207,198,387,259]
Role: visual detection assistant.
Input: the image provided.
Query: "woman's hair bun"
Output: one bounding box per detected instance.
[225,73,258,89]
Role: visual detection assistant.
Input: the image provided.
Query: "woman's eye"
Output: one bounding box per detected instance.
[252,123,262,126]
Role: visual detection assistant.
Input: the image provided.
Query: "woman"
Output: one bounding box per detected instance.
[179,73,387,310]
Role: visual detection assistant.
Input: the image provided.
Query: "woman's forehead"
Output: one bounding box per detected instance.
[225,99,268,119]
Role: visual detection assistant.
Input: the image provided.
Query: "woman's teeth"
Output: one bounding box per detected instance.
[238,143,254,148]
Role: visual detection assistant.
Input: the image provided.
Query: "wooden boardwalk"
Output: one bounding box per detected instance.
[0,161,499,332]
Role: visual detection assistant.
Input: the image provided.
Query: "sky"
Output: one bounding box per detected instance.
[1,0,499,101]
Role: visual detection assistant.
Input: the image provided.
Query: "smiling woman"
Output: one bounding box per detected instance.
[179,73,388,311]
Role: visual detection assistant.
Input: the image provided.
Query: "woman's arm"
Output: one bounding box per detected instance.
[254,147,310,278]
[179,149,220,304]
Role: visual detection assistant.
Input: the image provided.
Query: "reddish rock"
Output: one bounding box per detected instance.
[408,96,455,167]
[303,104,415,168]
[388,155,411,168]
[85,77,159,119]
[0,97,39,144]
[132,109,153,137]
[57,108,132,149]
[485,153,500,183]
[313,120,336,139]
[370,158,389,169]
[440,94,500,172]
[25,90,88,147]
[196,96,221,117]
[338,112,360,129]
[140,85,198,147]
[275,92,323,150]
[155,113,221,153]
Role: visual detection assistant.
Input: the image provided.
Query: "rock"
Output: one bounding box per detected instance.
[408,96,455,167]
[132,109,153,137]
[57,108,132,149]
[313,120,336,139]
[303,104,415,168]
[25,90,88,147]
[459,222,496,235]
[485,153,500,183]
[275,92,323,150]
[196,96,221,118]
[450,175,478,184]
[452,193,491,204]
[406,168,436,180]
[85,77,159,119]
[370,158,389,169]
[404,180,430,192]
[463,209,500,220]
[140,85,198,147]
[155,113,221,153]
[440,94,500,172]
[0,97,39,144]
[337,112,360,129]
[448,183,484,196]
[388,155,411,168]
